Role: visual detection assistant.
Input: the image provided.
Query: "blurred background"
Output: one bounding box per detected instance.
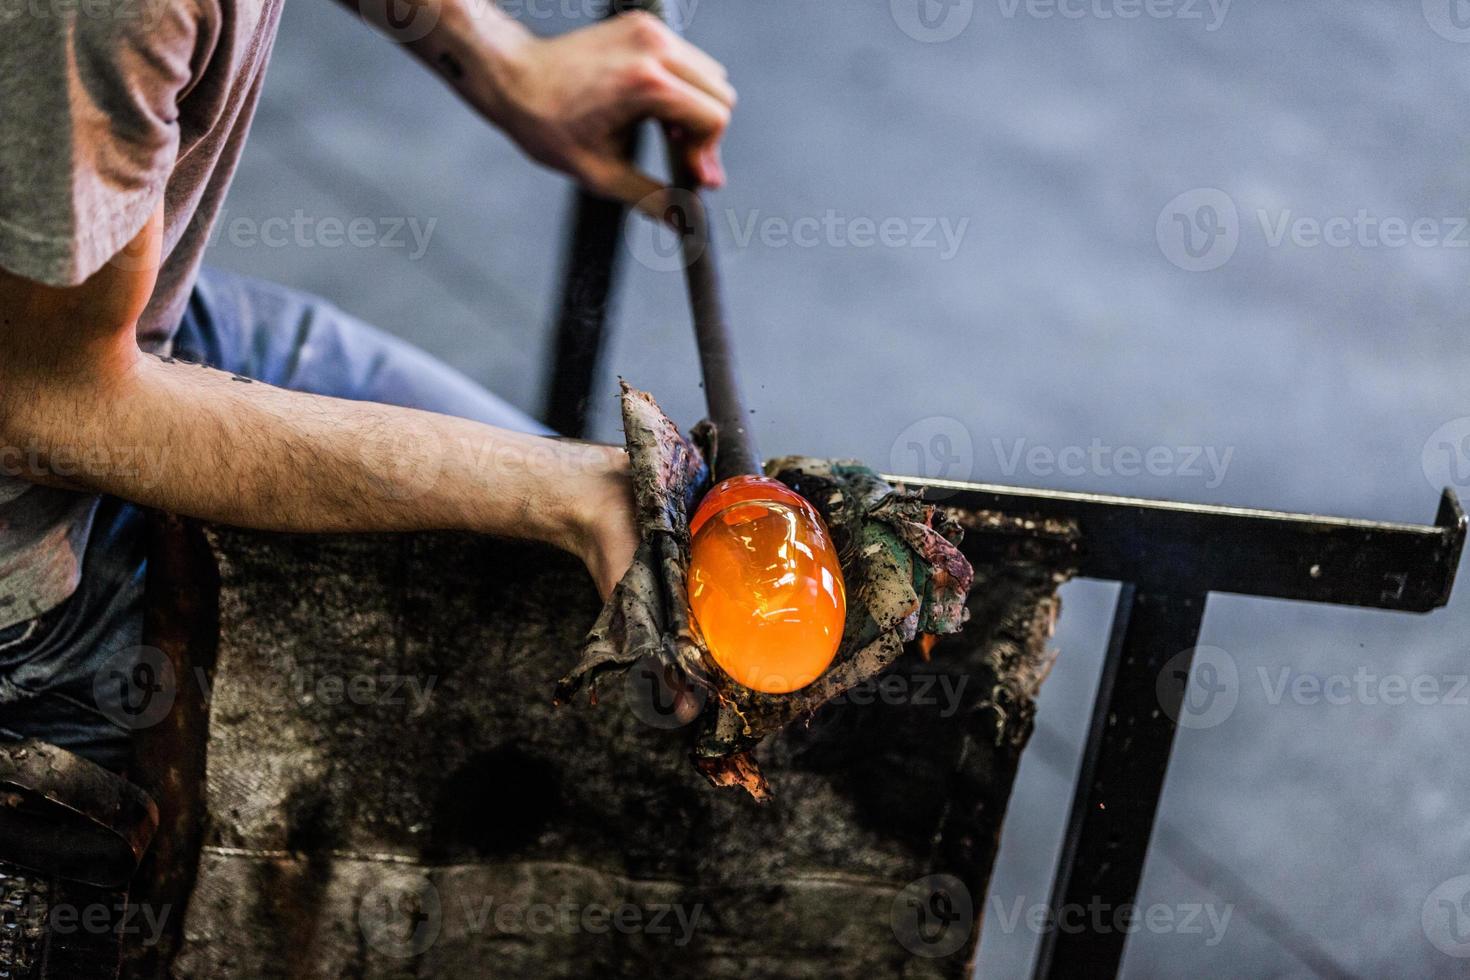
[207,1,1470,975]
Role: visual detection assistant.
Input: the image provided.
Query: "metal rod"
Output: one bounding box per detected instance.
[541,185,632,437]
[540,4,657,436]
[1032,587,1209,978]
[666,154,761,481]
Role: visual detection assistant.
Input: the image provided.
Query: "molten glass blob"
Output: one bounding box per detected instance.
[687,475,846,694]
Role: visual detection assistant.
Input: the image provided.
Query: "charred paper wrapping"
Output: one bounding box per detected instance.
[555,383,975,800]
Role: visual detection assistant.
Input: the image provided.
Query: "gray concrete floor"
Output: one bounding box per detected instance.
[208,1,1470,975]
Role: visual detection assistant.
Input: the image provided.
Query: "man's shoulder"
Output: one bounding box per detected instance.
[0,0,221,72]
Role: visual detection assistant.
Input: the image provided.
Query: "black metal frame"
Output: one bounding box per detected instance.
[541,146,1467,980]
[888,478,1465,976]
[542,182,635,437]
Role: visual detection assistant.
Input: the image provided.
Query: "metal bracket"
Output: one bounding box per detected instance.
[887,477,1465,976]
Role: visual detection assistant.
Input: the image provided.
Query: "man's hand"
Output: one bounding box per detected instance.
[479,12,734,204]
[372,3,735,207]
[566,448,641,601]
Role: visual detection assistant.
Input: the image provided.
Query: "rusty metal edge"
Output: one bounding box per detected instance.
[121,512,221,980]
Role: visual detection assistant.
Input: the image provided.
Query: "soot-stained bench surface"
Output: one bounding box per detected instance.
[155,518,1072,980]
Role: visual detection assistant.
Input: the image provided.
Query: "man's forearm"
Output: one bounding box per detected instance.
[341,0,529,96]
[1,348,619,554]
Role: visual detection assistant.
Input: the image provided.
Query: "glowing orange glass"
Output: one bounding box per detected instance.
[687,475,847,694]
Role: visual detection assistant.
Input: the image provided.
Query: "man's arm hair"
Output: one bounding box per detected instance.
[0,207,634,588]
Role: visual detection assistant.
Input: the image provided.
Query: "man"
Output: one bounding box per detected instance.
[0,1,736,772]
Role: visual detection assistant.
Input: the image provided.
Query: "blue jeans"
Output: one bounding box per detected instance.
[0,267,551,773]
